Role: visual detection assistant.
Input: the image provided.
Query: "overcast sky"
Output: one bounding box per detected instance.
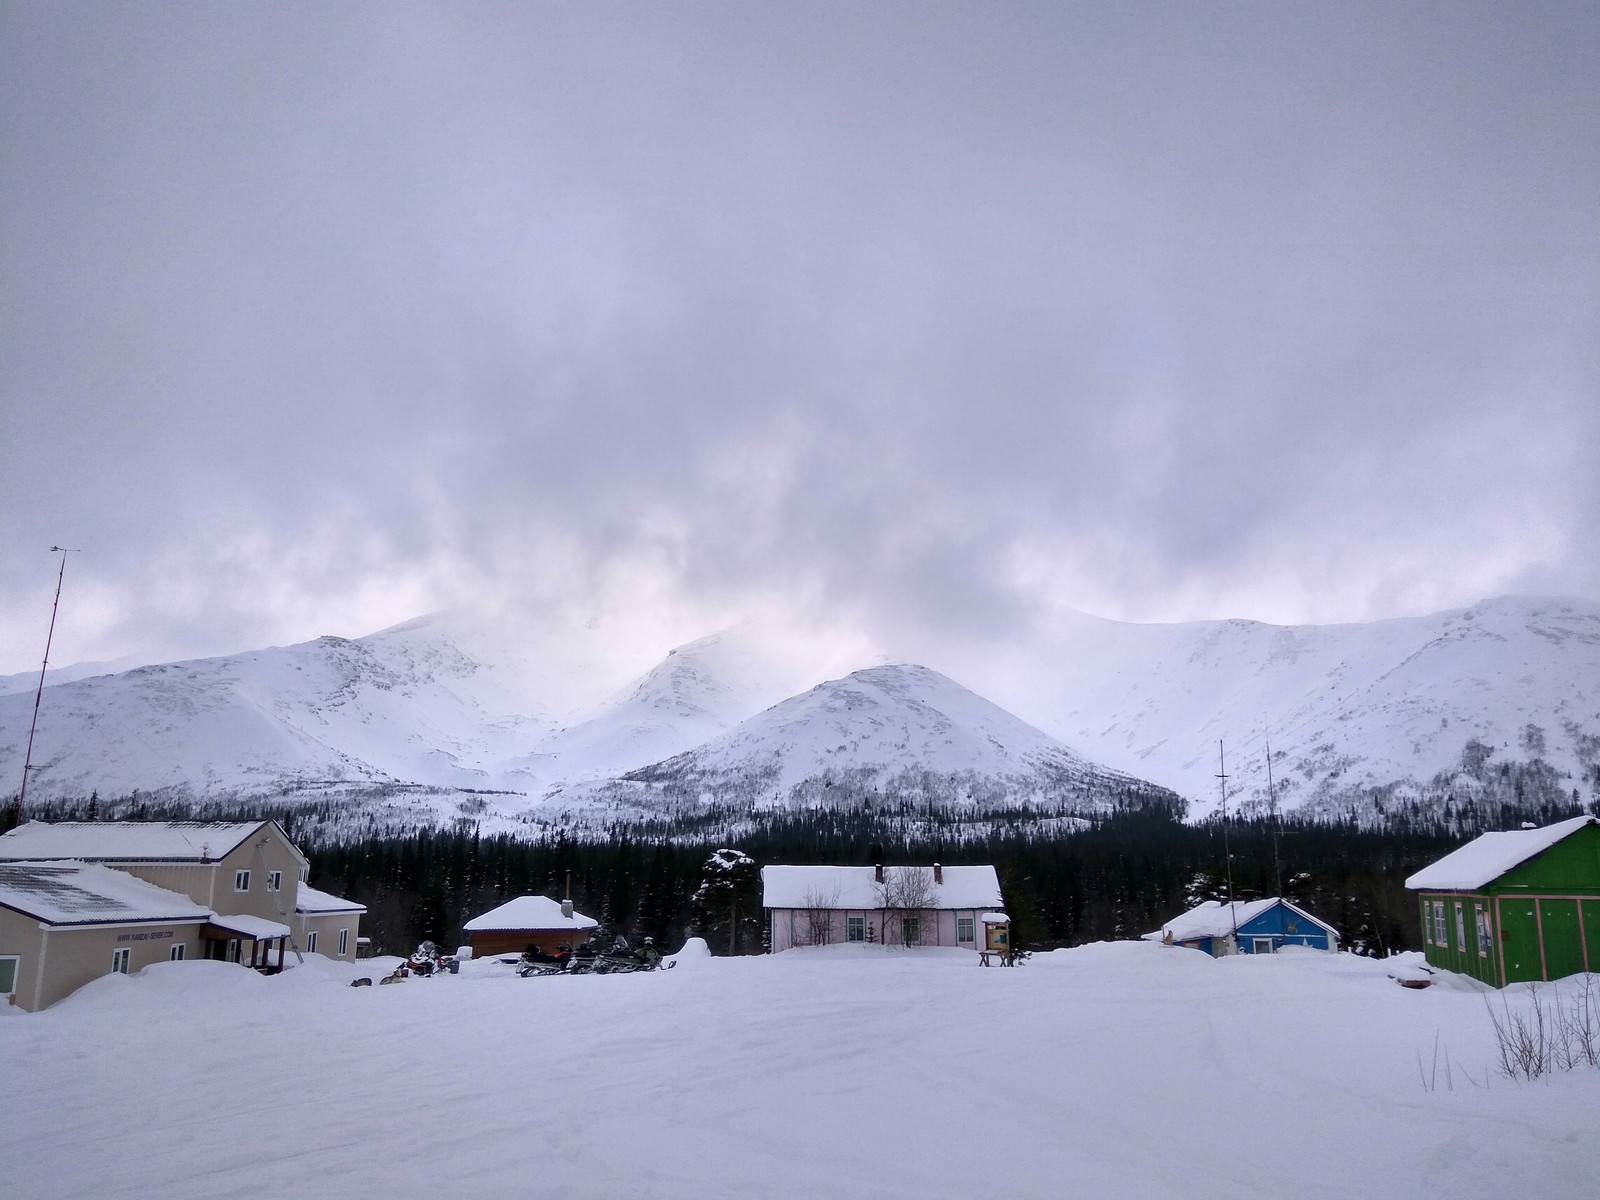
[2,3,1596,675]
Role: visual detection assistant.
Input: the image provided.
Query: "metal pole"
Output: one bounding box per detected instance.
[1217,740,1238,950]
[1265,726,1282,898]
[14,547,75,826]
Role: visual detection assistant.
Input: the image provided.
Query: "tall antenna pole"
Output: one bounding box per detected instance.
[13,547,76,827]
[1217,740,1238,951]
[1265,725,1282,898]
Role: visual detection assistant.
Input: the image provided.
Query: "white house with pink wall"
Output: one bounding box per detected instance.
[762,863,1004,953]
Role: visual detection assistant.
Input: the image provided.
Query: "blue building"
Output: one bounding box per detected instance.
[1149,897,1340,957]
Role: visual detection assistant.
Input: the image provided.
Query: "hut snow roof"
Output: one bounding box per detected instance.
[463,895,598,932]
[1404,816,1598,891]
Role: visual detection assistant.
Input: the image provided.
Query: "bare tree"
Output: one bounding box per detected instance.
[876,866,937,947]
[802,883,841,946]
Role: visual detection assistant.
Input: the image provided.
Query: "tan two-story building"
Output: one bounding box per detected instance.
[0,819,364,1010]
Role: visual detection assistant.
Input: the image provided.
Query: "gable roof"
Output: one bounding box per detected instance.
[294,884,366,916]
[0,860,212,926]
[1154,897,1338,943]
[0,820,302,866]
[1405,816,1598,891]
[760,865,1003,911]
[463,895,598,933]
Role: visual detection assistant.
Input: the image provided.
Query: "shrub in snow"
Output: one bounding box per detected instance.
[1487,975,1600,1081]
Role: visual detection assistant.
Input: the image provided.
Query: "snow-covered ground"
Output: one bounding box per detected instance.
[4,943,1596,1199]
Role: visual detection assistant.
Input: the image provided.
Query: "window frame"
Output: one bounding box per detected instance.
[266,870,282,893]
[1454,902,1467,951]
[111,947,131,975]
[846,915,866,943]
[1475,904,1492,958]
[0,953,19,997]
[338,928,349,957]
[956,916,975,944]
[900,915,921,946]
[234,869,251,892]
[306,930,318,954]
[170,943,186,962]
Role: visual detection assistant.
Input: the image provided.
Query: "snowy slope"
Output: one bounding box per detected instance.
[550,664,1181,816]
[0,616,560,800]
[0,655,142,696]
[997,596,1600,819]
[504,623,874,787]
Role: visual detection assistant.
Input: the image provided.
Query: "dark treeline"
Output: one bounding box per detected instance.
[286,812,1465,957]
[7,788,1587,958]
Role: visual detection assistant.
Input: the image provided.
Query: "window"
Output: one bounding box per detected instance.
[1476,905,1492,957]
[306,931,318,954]
[0,955,18,997]
[1253,937,1276,954]
[267,871,281,893]
[846,915,865,943]
[234,869,250,892]
[226,939,241,963]
[111,947,131,974]
[1454,902,1466,951]
[338,928,349,957]
[957,916,975,944]
[901,916,921,946]
[170,943,186,962]
[1432,901,1446,946]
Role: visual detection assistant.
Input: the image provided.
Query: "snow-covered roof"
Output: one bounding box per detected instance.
[463,895,598,932]
[1154,898,1337,943]
[0,820,296,864]
[294,884,366,915]
[761,865,1003,911]
[0,861,212,926]
[206,913,292,940]
[980,912,1010,924]
[1405,816,1598,891]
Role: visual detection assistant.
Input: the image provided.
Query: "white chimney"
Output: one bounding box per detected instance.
[560,898,574,919]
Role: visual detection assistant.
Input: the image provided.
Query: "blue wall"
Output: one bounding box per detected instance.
[1235,903,1333,953]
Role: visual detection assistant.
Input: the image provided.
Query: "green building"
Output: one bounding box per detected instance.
[1405,815,1600,987]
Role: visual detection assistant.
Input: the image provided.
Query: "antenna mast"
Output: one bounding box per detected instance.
[1265,725,1283,898]
[1216,740,1238,950]
[14,547,76,827]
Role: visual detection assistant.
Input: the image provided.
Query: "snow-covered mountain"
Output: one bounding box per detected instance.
[0,616,559,801]
[501,623,875,788]
[547,664,1180,819]
[1003,596,1600,820]
[0,655,143,696]
[3,595,1597,829]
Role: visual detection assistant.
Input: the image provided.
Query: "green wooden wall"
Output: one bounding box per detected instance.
[1417,822,1600,986]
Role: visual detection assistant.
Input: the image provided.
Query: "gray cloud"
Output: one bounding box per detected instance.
[2,3,1596,672]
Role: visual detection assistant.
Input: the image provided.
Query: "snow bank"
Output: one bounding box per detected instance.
[665,936,712,968]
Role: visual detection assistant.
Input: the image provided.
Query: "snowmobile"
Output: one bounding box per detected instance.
[516,946,572,978]
[593,936,664,974]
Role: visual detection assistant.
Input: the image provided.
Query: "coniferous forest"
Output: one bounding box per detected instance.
[14,788,1593,960]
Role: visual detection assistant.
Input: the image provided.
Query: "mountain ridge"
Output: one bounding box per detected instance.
[2,595,1596,832]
